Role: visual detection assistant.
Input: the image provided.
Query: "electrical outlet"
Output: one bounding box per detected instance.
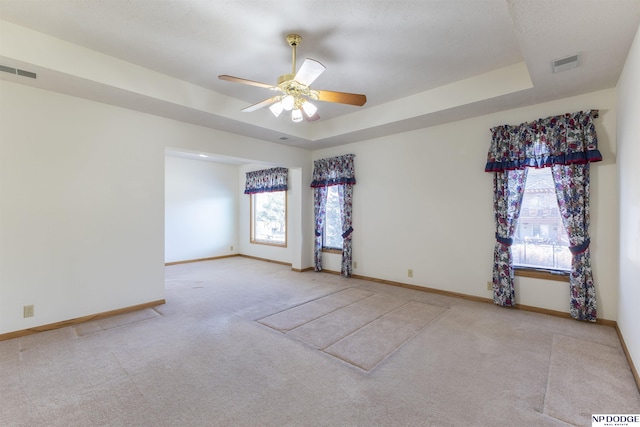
[353,261,358,269]
[487,281,493,291]
[230,245,234,251]
[23,305,34,318]
[408,269,413,278]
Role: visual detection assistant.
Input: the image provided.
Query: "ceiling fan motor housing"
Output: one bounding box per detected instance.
[277,73,296,86]
[286,34,302,47]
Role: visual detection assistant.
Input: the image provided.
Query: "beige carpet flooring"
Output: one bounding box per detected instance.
[259,289,445,371]
[1,257,639,426]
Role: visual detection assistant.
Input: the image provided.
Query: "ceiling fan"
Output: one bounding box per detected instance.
[218,33,367,122]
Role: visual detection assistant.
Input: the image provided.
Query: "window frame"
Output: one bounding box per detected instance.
[514,267,569,282]
[321,185,343,253]
[249,190,287,248]
[513,167,570,281]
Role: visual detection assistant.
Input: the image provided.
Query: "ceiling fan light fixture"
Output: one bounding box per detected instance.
[219,33,366,124]
[301,100,317,117]
[269,101,283,117]
[282,95,295,111]
[291,108,304,122]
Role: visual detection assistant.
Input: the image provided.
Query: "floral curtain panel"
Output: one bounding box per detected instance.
[551,163,597,321]
[313,186,328,271]
[311,154,356,276]
[244,167,288,194]
[492,169,527,307]
[338,184,355,276]
[485,110,602,321]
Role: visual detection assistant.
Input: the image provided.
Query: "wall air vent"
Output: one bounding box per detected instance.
[0,64,37,79]
[551,53,581,73]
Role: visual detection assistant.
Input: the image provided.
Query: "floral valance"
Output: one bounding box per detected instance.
[244,167,288,194]
[485,110,602,172]
[310,154,356,188]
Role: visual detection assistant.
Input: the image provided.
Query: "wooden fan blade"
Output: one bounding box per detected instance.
[241,96,282,112]
[316,90,367,106]
[294,59,325,87]
[218,75,276,90]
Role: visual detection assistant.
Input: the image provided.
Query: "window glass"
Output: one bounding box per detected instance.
[323,186,343,250]
[250,191,286,246]
[513,168,571,271]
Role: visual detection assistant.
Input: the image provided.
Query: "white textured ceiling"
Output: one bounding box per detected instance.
[0,0,639,150]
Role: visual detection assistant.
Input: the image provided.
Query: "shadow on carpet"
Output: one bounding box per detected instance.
[258,288,446,371]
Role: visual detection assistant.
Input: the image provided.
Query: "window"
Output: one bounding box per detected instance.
[322,186,343,250]
[250,191,286,246]
[513,168,570,271]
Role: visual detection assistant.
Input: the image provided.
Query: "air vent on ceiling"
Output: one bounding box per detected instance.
[551,53,581,73]
[0,64,37,79]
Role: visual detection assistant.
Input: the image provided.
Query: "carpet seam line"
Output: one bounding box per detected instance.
[284,293,379,333]
[258,292,376,332]
[314,298,411,350]
[254,287,370,324]
[324,304,448,371]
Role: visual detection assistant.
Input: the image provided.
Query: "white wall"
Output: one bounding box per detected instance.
[0,81,165,333]
[0,80,313,335]
[164,137,312,272]
[617,25,640,374]
[313,88,619,321]
[165,156,239,263]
